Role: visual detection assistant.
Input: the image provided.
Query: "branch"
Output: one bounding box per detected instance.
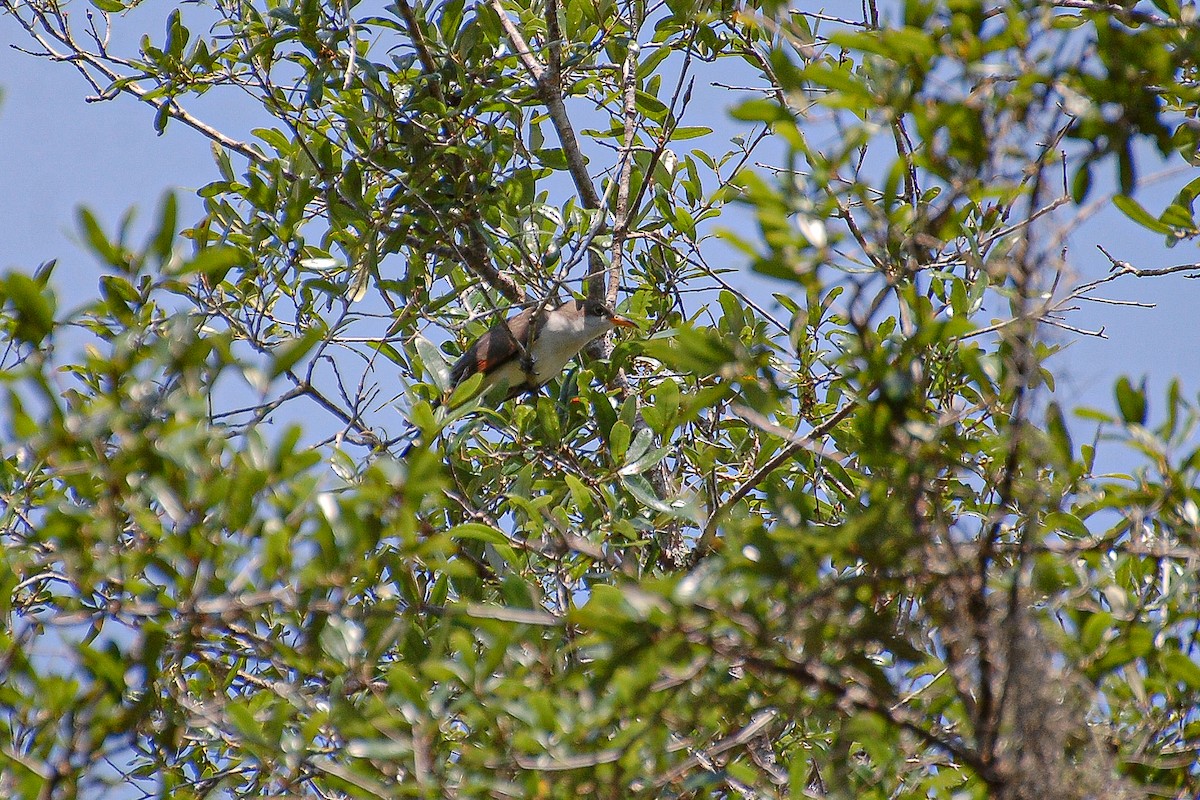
[7,2,265,165]
[1049,0,1184,27]
[606,41,641,304]
[645,709,779,789]
[1092,246,1200,281]
[465,219,526,302]
[490,0,601,211]
[729,404,847,465]
[394,0,441,92]
[696,401,859,556]
[709,642,993,782]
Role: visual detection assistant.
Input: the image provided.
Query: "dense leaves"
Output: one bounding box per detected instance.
[3,0,1200,798]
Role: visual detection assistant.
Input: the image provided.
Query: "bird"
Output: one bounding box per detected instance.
[398,298,634,455]
[446,297,637,404]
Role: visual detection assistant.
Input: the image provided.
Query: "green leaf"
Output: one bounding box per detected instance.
[1050,12,1088,29]
[1080,611,1113,654]
[1114,377,1147,425]
[149,192,177,264]
[1090,626,1153,676]
[347,739,410,759]
[1044,402,1072,463]
[269,329,324,379]
[533,148,569,170]
[535,395,561,443]
[447,372,484,408]
[730,98,787,123]
[623,426,654,466]
[1112,195,1172,235]
[414,335,451,392]
[267,7,300,25]
[1,272,56,346]
[347,262,370,303]
[1074,407,1115,424]
[648,379,680,433]
[76,206,123,266]
[609,420,632,462]
[449,523,508,544]
[621,473,675,514]
[719,289,746,333]
[634,90,668,119]
[184,246,241,282]
[1071,163,1092,203]
[640,325,737,375]
[1044,511,1089,539]
[1160,202,1196,232]
[798,62,872,99]
[153,100,170,135]
[619,444,669,476]
[1163,650,1200,690]
[564,474,594,513]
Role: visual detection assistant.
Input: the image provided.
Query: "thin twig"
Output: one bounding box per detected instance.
[696,400,858,555]
[8,2,265,165]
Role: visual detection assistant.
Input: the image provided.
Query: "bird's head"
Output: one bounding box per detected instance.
[577,299,637,335]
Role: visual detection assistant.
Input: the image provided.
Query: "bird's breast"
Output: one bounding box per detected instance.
[481,331,587,395]
[481,359,533,395]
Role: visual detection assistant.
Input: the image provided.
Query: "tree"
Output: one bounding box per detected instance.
[3,0,1200,797]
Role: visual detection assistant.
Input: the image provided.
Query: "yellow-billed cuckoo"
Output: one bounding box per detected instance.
[448,298,636,403]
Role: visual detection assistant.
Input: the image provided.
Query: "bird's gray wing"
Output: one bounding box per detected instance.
[448,307,537,387]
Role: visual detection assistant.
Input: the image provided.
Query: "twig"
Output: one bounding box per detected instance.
[789,9,874,27]
[729,404,846,463]
[490,0,601,210]
[696,401,858,555]
[8,2,265,165]
[1094,245,1200,280]
[1049,0,1182,28]
[647,709,779,788]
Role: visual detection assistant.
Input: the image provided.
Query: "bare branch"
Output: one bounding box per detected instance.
[6,2,265,165]
[607,41,641,305]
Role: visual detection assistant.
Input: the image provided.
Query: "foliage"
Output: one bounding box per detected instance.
[3,0,1200,797]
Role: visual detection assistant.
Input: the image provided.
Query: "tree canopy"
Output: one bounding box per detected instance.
[3,0,1200,797]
